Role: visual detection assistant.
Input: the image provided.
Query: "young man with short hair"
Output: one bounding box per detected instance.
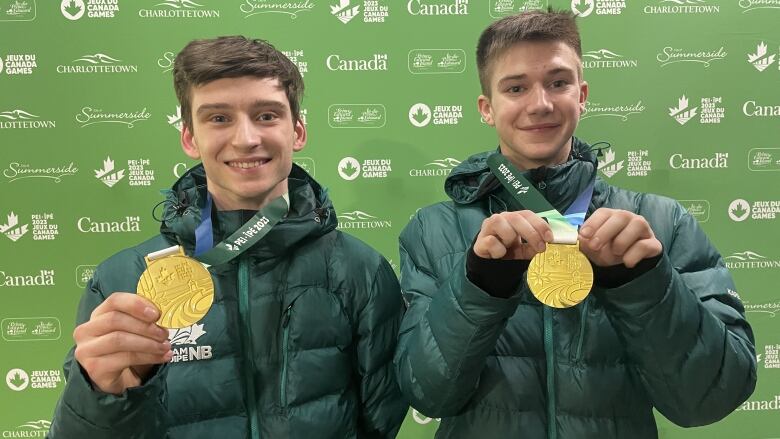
[48,36,407,439]
[395,10,756,438]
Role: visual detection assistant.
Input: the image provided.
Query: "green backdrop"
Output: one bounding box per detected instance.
[1,0,779,437]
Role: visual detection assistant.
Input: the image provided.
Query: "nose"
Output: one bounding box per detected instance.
[231,115,260,150]
[527,85,553,116]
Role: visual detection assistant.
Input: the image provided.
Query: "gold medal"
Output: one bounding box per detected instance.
[527,242,593,308]
[136,246,214,329]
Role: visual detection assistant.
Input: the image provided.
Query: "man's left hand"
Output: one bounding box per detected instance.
[578,208,662,268]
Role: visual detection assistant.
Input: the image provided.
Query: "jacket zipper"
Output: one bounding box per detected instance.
[539,177,557,439]
[544,306,557,439]
[280,303,293,408]
[575,298,590,362]
[238,257,260,439]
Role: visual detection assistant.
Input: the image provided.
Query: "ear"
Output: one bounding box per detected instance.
[292,118,307,152]
[180,123,201,160]
[578,80,589,115]
[478,94,495,126]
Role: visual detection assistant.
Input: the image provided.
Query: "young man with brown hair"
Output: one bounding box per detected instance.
[48,36,407,439]
[395,10,756,439]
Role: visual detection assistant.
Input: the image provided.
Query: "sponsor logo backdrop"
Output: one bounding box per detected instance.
[0,1,778,437]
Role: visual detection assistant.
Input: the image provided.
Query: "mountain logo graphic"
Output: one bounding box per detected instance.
[725,251,766,261]
[0,109,39,120]
[426,158,461,168]
[583,49,622,60]
[661,0,707,5]
[338,211,377,221]
[156,0,204,8]
[74,53,121,64]
[17,420,52,430]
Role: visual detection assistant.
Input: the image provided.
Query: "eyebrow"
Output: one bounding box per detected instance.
[195,100,288,115]
[497,67,576,85]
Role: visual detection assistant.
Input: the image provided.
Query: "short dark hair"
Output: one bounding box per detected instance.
[173,36,304,129]
[476,9,582,96]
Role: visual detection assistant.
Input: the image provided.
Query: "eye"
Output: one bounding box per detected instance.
[258,112,278,122]
[551,80,568,88]
[209,114,227,123]
[507,85,524,93]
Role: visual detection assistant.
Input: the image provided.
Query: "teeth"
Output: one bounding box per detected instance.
[228,161,264,169]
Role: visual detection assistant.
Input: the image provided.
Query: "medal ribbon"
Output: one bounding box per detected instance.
[486,154,593,244]
[194,192,215,256]
[192,194,289,266]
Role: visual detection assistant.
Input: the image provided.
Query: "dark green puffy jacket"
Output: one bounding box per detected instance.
[394,139,756,439]
[48,165,408,439]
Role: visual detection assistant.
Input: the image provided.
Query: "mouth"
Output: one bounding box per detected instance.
[520,123,560,132]
[226,159,271,169]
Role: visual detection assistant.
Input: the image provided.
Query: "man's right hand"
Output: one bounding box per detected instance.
[474,210,553,260]
[73,293,172,395]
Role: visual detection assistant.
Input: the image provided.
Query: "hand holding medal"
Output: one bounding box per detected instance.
[137,195,289,328]
[577,208,662,269]
[486,154,594,308]
[72,196,288,396]
[473,210,555,261]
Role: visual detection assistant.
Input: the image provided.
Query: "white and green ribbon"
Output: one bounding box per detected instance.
[487,154,593,245]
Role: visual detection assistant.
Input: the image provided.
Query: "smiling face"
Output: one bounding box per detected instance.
[478,40,588,170]
[180,76,306,211]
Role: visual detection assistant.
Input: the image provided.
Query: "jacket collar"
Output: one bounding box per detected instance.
[444,137,601,214]
[158,163,336,261]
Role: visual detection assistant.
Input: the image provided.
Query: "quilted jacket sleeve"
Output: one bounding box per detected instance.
[47,270,169,439]
[393,209,522,418]
[597,207,757,427]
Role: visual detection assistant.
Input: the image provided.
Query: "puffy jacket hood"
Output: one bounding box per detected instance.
[444,137,601,214]
[158,163,337,262]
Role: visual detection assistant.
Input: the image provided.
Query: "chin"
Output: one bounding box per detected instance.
[524,146,559,158]
[526,141,567,155]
